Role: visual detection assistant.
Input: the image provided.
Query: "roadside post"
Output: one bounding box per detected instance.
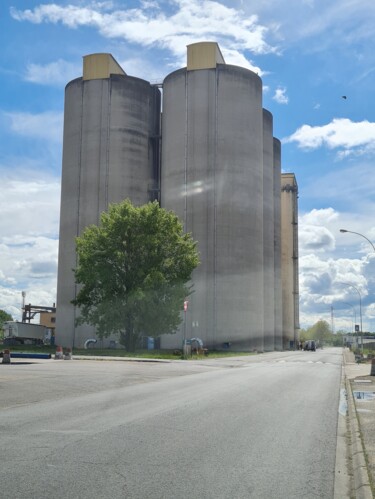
[2,349,11,364]
[55,345,63,359]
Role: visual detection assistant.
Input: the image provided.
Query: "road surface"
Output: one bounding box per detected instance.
[0,348,343,498]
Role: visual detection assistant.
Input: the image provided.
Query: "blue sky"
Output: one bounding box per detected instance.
[1,0,375,333]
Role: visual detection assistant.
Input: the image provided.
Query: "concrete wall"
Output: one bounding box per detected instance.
[83,53,126,80]
[56,74,161,348]
[281,173,299,349]
[161,63,264,351]
[273,139,283,350]
[187,42,225,70]
[55,44,298,353]
[263,110,275,351]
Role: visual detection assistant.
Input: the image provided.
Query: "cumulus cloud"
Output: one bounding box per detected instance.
[272,87,288,104]
[284,118,375,156]
[299,225,335,252]
[25,59,81,86]
[239,0,375,49]
[0,176,60,238]
[298,252,371,327]
[220,48,263,75]
[0,173,60,318]
[4,110,63,143]
[10,1,276,68]
[298,205,375,330]
[298,208,337,252]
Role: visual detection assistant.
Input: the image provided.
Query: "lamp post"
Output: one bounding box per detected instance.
[339,229,374,352]
[339,282,363,353]
[339,229,375,252]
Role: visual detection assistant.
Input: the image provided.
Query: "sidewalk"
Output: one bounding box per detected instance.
[344,349,375,498]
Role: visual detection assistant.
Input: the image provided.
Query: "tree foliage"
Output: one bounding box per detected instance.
[73,200,199,351]
[0,309,13,340]
[0,309,13,324]
[300,319,344,345]
[308,320,332,342]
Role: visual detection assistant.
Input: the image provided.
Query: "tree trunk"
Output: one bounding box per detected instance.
[122,318,137,352]
[124,332,137,352]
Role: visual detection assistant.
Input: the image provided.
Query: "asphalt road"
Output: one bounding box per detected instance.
[0,348,343,498]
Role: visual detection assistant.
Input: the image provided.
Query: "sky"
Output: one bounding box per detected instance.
[1,0,375,333]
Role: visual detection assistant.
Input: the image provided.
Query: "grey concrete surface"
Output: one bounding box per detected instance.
[161,64,266,351]
[344,349,375,498]
[56,73,161,349]
[273,138,282,351]
[263,109,275,351]
[0,348,342,498]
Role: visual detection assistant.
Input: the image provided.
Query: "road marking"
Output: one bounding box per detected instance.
[39,429,90,434]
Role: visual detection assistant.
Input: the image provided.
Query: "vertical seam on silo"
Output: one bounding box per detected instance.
[184,72,188,231]
[157,89,162,205]
[73,80,84,348]
[293,185,299,335]
[105,79,111,210]
[213,68,218,346]
[184,71,188,346]
[97,80,103,224]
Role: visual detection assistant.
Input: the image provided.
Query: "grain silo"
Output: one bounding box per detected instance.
[55,54,161,348]
[281,172,299,349]
[273,138,283,350]
[160,42,264,350]
[263,109,275,351]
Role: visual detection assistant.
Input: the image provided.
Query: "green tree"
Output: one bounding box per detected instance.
[0,309,13,340]
[73,200,199,351]
[307,319,332,344]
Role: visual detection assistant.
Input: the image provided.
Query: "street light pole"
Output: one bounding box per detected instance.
[339,229,375,252]
[340,282,363,353]
[339,228,374,353]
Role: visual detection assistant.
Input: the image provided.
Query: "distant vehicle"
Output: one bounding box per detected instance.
[2,321,49,345]
[304,340,316,351]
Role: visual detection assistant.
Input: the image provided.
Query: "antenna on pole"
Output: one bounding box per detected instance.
[331,305,335,334]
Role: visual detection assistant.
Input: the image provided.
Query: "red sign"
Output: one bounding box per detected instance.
[184,300,189,312]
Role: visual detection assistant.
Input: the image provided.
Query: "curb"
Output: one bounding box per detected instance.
[345,371,373,498]
[72,355,173,363]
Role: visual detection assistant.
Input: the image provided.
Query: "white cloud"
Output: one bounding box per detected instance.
[272,87,288,104]
[0,175,60,238]
[284,118,375,156]
[237,0,375,49]
[10,1,277,67]
[298,252,370,327]
[301,207,338,226]
[0,172,60,319]
[25,59,81,86]
[4,111,63,143]
[220,48,263,75]
[299,225,335,253]
[298,205,375,330]
[298,208,337,252]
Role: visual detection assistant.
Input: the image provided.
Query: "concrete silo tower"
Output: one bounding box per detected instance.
[56,54,161,348]
[262,109,275,351]
[161,42,264,350]
[281,173,299,349]
[273,138,283,350]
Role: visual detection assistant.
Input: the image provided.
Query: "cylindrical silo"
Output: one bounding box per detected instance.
[56,54,161,348]
[273,138,283,350]
[263,109,275,351]
[281,173,299,349]
[161,43,264,351]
